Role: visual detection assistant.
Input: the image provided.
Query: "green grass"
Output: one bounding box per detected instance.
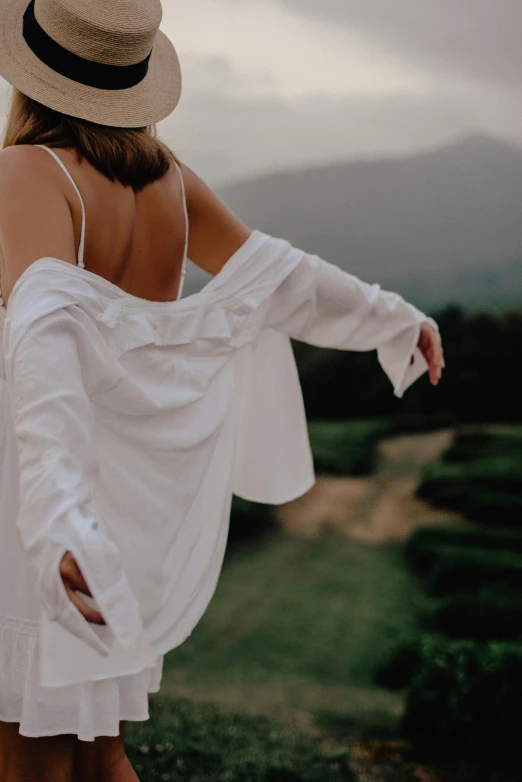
[307,420,389,477]
[122,529,423,782]
[125,697,354,782]
[162,529,422,696]
[122,527,428,779]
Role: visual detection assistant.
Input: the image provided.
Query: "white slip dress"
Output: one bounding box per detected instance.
[0,145,187,740]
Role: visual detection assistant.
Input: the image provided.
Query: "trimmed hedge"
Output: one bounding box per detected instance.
[442,430,522,464]
[460,490,522,525]
[432,588,522,642]
[416,429,522,525]
[427,549,522,596]
[374,638,423,691]
[417,469,522,526]
[406,525,522,575]
[404,637,522,754]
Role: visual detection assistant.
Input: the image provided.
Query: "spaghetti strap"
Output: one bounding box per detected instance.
[35,145,86,269]
[0,150,187,310]
[0,145,87,311]
[173,160,188,300]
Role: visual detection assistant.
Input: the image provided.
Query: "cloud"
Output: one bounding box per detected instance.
[181,56,275,99]
[162,0,426,100]
[159,1,522,185]
[245,0,522,90]
[1,0,519,188]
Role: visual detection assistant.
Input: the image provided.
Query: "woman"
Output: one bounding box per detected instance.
[0,0,443,779]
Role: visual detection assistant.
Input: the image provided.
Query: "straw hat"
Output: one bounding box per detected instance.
[0,0,182,127]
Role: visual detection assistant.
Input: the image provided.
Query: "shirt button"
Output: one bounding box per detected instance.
[42,449,55,462]
[91,521,99,530]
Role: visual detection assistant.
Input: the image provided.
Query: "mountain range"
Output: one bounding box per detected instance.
[183,136,522,311]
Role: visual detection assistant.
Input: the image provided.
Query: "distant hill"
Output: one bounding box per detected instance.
[184,136,522,311]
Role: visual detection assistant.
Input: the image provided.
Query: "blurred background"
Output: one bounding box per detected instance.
[3,2,522,779]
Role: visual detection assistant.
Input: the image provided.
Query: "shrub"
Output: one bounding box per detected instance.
[384,412,460,435]
[374,638,423,690]
[417,458,522,525]
[461,491,522,525]
[406,525,522,575]
[432,588,522,642]
[406,541,466,577]
[307,419,388,477]
[442,430,522,464]
[403,637,522,754]
[227,497,279,551]
[427,549,522,596]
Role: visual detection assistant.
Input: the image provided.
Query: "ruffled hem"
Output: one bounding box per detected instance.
[0,613,163,741]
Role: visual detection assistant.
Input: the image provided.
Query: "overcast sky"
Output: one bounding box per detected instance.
[158,0,522,185]
[1,0,521,185]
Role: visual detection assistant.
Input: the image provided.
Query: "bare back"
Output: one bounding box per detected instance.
[0,145,189,307]
[49,147,189,303]
[0,144,253,309]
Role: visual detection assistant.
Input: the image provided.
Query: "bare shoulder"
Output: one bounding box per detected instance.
[0,143,60,178]
[176,161,253,276]
[0,143,42,168]
[0,145,74,207]
[0,145,77,304]
[177,162,211,213]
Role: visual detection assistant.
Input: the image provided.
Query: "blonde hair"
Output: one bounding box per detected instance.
[3,89,180,191]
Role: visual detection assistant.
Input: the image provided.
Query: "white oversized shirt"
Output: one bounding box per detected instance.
[0,228,437,688]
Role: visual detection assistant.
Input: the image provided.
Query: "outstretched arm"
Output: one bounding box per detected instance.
[182,164,443,395]
[254,247,443,396]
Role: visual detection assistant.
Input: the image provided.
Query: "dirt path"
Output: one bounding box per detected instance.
[277,429,464,543]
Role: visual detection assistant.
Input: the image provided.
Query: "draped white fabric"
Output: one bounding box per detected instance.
[0,229,437,695]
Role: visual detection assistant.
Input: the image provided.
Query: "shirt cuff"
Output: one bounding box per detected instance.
[377,309,439,399]
[38,509,144,656]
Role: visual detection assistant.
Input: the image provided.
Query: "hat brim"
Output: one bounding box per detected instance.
[0,0,182,128]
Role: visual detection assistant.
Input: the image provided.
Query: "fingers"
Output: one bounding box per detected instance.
[428,333,443,386]
[418,324,443,387]
[60,551,93,596]
[64,581,107,625]
[60,551,106,625]
[434,340,444,384]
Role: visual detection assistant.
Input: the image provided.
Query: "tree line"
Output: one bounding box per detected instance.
[293,305,522,424]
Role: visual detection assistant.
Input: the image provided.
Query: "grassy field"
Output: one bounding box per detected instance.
[161,529,421,711]
[122,424,522,780]
[125,696,355,782]
[125,527,427,780]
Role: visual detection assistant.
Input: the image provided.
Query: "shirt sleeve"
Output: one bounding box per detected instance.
[4,306,144,657]
[247,248,439,398]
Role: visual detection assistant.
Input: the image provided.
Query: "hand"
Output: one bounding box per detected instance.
[59,551,106,625]
[417,322,444,386]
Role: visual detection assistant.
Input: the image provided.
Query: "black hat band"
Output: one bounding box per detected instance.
[22,0,152,91]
